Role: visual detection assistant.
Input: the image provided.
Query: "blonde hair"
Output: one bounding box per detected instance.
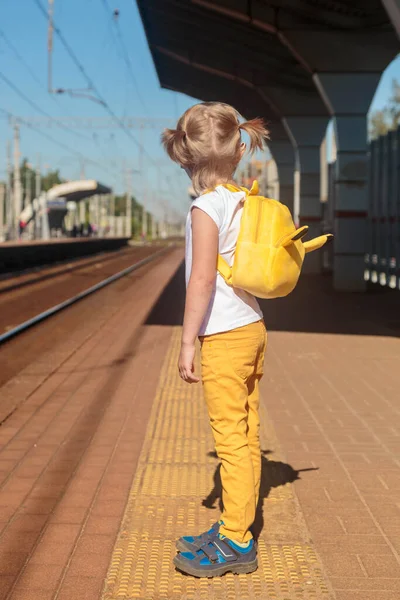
[161,102,269,196]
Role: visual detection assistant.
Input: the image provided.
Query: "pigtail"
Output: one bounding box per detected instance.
[161,128,188,165]
[239,118,269,154]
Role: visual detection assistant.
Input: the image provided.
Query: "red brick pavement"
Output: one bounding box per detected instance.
[0,261,399,600]
[0,249,182,599]
[260,287,400,599]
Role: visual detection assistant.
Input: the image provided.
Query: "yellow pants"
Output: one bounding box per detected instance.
[200,320,267,544]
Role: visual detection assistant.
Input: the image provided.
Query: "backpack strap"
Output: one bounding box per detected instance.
[217,254,233,285]
[216,180,259,285]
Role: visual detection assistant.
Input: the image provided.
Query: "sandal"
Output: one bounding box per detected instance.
[176,521,220,552]
[174,536,258,578]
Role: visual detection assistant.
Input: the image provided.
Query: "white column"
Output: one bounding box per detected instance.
[284,116,329,273]
[0,183,5,242]
[268,140,295,214]
[314,72,381,290]
[79,200,85,229]
[13,125,22,239]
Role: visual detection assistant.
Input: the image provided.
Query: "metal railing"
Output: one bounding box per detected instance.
[366,128,400,290]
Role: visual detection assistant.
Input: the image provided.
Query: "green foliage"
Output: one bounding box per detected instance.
[11,158,64,207]
[369,79,400,140]
[7,158,146,239]
[41,168,63,192]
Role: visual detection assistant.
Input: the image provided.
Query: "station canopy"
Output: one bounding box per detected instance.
[137,0,398,129]
[46,180,112,203]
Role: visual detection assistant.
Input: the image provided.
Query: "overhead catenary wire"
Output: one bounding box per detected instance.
[100,0,147,114]
[0,29,63,105]
[98,2,185,206]
[0,108,123,180]
[0,68,94,143]
[0,33,131,172]
[33,0,155,163]
[31,0,184,202]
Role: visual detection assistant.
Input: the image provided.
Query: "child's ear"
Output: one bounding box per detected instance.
[240,142,246,157]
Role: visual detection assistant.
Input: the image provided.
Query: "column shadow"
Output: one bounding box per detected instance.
[203,450,318,540]
[144,259,400,337]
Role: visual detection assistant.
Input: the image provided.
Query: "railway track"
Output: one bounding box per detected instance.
[0,245,136,295]
[0,245,170,345]
[0,245,169,338]
[0,243,178,390]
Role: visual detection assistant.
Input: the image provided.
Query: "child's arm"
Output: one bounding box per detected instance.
[179,207,218,383]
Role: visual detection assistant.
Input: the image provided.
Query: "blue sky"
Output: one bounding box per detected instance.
[0,0,398,217]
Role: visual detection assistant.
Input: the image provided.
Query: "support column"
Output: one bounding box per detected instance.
[263,159,279,200]
[314,73,381,290]
[284,116,329,273]
[382,0,400,38]
[268,140,295,214]
[0,183,5,242]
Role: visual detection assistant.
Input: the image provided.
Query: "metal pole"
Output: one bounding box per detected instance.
[110,192,115,236]
[79,199,85,228]
[142,206,147,239]
[13,124,22,239]
[140,125,146,239]
[24,168,32,211]
[126,168,132,239]
[48,0,55,93]
[5,140,12,238]
[41,191,50,240]
[0,183,5,242]
[96,195,100,235]
[34,154,41,239]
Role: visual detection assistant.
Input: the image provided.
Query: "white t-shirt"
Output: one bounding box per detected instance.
[185,185,263,336]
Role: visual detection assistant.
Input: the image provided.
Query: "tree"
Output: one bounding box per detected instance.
[41,169,63,192]
[369,78,400,140]
[10,158,64,208]
[369,110,390,139]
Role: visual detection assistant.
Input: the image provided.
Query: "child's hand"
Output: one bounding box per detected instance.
[178,342,200,384]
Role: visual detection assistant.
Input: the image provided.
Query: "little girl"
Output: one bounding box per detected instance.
[162,102,269,578]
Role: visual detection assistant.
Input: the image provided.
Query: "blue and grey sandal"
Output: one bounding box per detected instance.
[174,536,258,578]
[176,521,220,552]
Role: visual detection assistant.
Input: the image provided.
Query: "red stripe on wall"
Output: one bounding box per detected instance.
[335,211,368,218]
[299,216,321,222]
[370,216,400,223]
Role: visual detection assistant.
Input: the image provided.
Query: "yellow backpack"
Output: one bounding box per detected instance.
[217,181,333,299]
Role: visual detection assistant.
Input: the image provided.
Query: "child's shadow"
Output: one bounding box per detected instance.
[203,450,318,540]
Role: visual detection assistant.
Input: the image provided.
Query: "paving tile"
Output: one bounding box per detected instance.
[330,576,400,591]
[359,554,400,578]
[13,563,63,590]
[0,576,14,598]
[28,540,75,566]
[8,588,55,600]
[0,531,38,554]
[335,592,399,600]
[339,516,381,534]
[84,515,120,536]
[67,552,110,578]
[317,551,367,577]
[57,575,104,600]
[0,551,28,575]
[49,505,87,524]
[73,533,115,556]
[40,523,81,545]
[10,514,47,533]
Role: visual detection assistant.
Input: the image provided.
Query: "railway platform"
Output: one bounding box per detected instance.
[0,249,399,600]
[0,237,130,273]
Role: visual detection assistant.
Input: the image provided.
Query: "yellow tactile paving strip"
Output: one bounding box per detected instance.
[102,328,334,600]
